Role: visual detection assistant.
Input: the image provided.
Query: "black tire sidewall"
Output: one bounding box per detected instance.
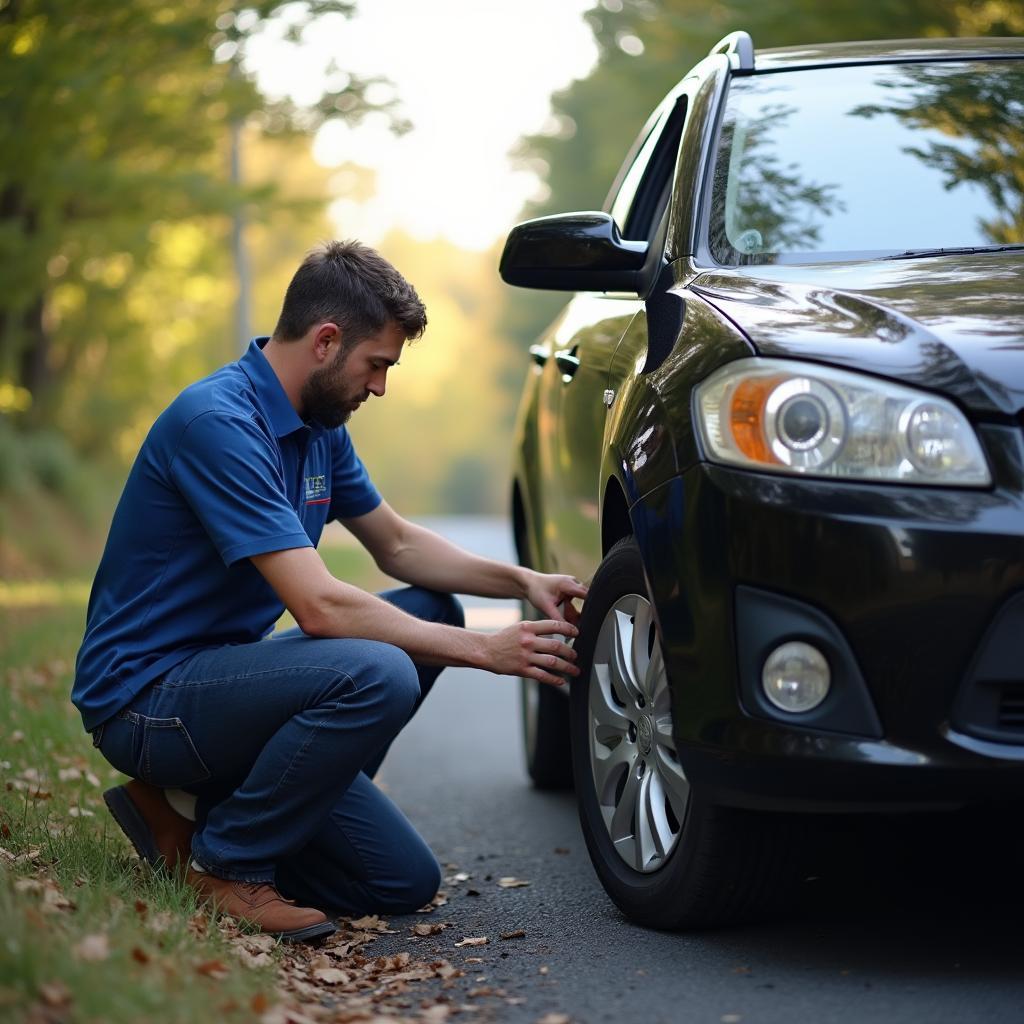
[570,537,718,926]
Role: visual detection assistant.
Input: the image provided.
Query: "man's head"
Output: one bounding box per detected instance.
[272,241,427,427]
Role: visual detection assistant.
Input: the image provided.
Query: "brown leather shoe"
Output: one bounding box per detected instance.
[103,780,194,874]
[185,868,335,943]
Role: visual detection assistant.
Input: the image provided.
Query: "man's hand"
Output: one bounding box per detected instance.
[485,619,581,688]
[522,570,588,629]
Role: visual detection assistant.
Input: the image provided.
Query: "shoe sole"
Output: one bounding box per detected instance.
[275,920,337,944]
[103,786,165,870]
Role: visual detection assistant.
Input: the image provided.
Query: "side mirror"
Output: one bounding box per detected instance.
[499,211,648,292]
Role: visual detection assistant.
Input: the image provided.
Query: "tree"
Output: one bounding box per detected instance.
[0,0,402,438]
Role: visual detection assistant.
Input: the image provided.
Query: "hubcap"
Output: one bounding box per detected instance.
[588,594,690,874]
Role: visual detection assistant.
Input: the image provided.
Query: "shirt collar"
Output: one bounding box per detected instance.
[239,337,306,438]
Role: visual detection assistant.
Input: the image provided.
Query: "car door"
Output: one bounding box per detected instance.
[537,94,690,583]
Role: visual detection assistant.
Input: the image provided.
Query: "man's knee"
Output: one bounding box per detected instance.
[367,644,420,726]
[439,592,465,629]
[376,848,442,915]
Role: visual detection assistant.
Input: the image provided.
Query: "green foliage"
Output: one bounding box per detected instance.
[0,0,402,446]
[0,604,278,1023]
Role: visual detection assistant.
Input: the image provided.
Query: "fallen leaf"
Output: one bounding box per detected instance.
[131,946,150,964]
[312,967,350,984]
[553,847,570,855]
[411,922,447,937]
[348,914,393,932]
[497,877,530,889]
[454,937,488,948]
[195,959,229,979]
[420,1006,451,1023]
[416,890,449,913]
[236,934,277,954]
[134,899,148,919]
[499,930,526,940]
[536,1015,571,1024]
[146,910,174,933]
[251,993,269,1014]
[539,965,550,975]
[73,934,110,962]
[464,957,484,964]
[38,981,71,1008]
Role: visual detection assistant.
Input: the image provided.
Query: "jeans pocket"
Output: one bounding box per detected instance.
[134,713,212,788]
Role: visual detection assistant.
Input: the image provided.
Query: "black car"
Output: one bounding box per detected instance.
[500,32,1024,929]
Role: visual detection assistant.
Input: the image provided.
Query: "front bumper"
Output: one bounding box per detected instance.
[631,425,1024,811]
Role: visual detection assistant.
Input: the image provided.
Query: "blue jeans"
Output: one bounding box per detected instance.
[95,587,462,915]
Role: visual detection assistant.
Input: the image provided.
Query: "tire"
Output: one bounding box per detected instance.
[520,598,574,790]
[571,537,801,929]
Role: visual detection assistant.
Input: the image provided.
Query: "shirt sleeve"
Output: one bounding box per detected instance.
[328,427,382,521]
[169,411,313,566]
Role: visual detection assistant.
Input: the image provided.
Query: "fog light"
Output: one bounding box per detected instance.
[762,642,830,713]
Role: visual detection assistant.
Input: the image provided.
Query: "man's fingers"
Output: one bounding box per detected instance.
[525,619,577,638]
[530,652,579,677]
[537,637,577,662]
[524,665,567,688]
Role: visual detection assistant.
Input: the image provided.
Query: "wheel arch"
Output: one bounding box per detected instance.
[601,475,633,556]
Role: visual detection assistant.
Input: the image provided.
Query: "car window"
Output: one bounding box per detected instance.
[706,59,1024,264]
[608,96,688,242]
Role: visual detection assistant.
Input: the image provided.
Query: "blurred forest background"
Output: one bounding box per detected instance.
[2,0,1023,579]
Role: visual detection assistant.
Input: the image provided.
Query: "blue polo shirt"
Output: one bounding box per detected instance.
[72,338,381,731]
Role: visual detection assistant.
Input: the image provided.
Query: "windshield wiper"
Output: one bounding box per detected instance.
[880,244,1024,261]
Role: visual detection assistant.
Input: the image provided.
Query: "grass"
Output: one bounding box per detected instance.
[0,543,392,1023]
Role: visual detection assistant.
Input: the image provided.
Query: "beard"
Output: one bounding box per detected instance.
[300,345,368,429]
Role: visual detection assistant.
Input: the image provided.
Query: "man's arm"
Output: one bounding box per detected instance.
[339,501,588,620]
[249,546,579,687]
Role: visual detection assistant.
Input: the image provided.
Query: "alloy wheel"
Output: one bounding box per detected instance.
[588,594,690,873]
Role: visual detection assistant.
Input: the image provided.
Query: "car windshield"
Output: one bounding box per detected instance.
[707,59,1024,265]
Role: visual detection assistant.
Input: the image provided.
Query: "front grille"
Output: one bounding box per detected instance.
[951,592,1024,744]
[998,685,1024,731]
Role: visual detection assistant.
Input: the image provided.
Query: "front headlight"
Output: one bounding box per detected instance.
[694,358,991,486]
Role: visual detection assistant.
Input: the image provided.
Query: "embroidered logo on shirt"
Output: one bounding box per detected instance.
[304,474,330,505]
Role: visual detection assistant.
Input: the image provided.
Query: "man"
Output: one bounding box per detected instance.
[73,241,586,944]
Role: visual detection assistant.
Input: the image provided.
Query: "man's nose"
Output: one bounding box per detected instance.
[367,370,387,397]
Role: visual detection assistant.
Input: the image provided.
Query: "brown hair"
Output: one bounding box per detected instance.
[273,240,427,345]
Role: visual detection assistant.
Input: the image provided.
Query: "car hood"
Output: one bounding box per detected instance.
[690,252,1024,417]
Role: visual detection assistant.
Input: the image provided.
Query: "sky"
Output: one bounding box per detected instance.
[246,0,600,251]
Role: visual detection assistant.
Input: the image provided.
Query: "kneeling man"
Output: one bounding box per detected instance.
[73,241,585,942]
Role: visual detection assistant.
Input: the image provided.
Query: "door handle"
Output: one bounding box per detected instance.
[528,344,549,367]
[554,347,580,379]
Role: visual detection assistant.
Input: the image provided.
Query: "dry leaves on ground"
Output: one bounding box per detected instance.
[497,877,531,889]
[71,933,110,962]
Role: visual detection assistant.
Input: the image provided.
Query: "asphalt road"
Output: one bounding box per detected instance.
[370,517,1024,1024]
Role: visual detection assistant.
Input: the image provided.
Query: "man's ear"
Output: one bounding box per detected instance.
[312,322,342,363]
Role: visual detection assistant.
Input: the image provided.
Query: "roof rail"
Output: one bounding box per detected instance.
[709,30,755,73]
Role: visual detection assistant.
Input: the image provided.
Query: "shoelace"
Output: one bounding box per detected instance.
[239,881,295,906]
